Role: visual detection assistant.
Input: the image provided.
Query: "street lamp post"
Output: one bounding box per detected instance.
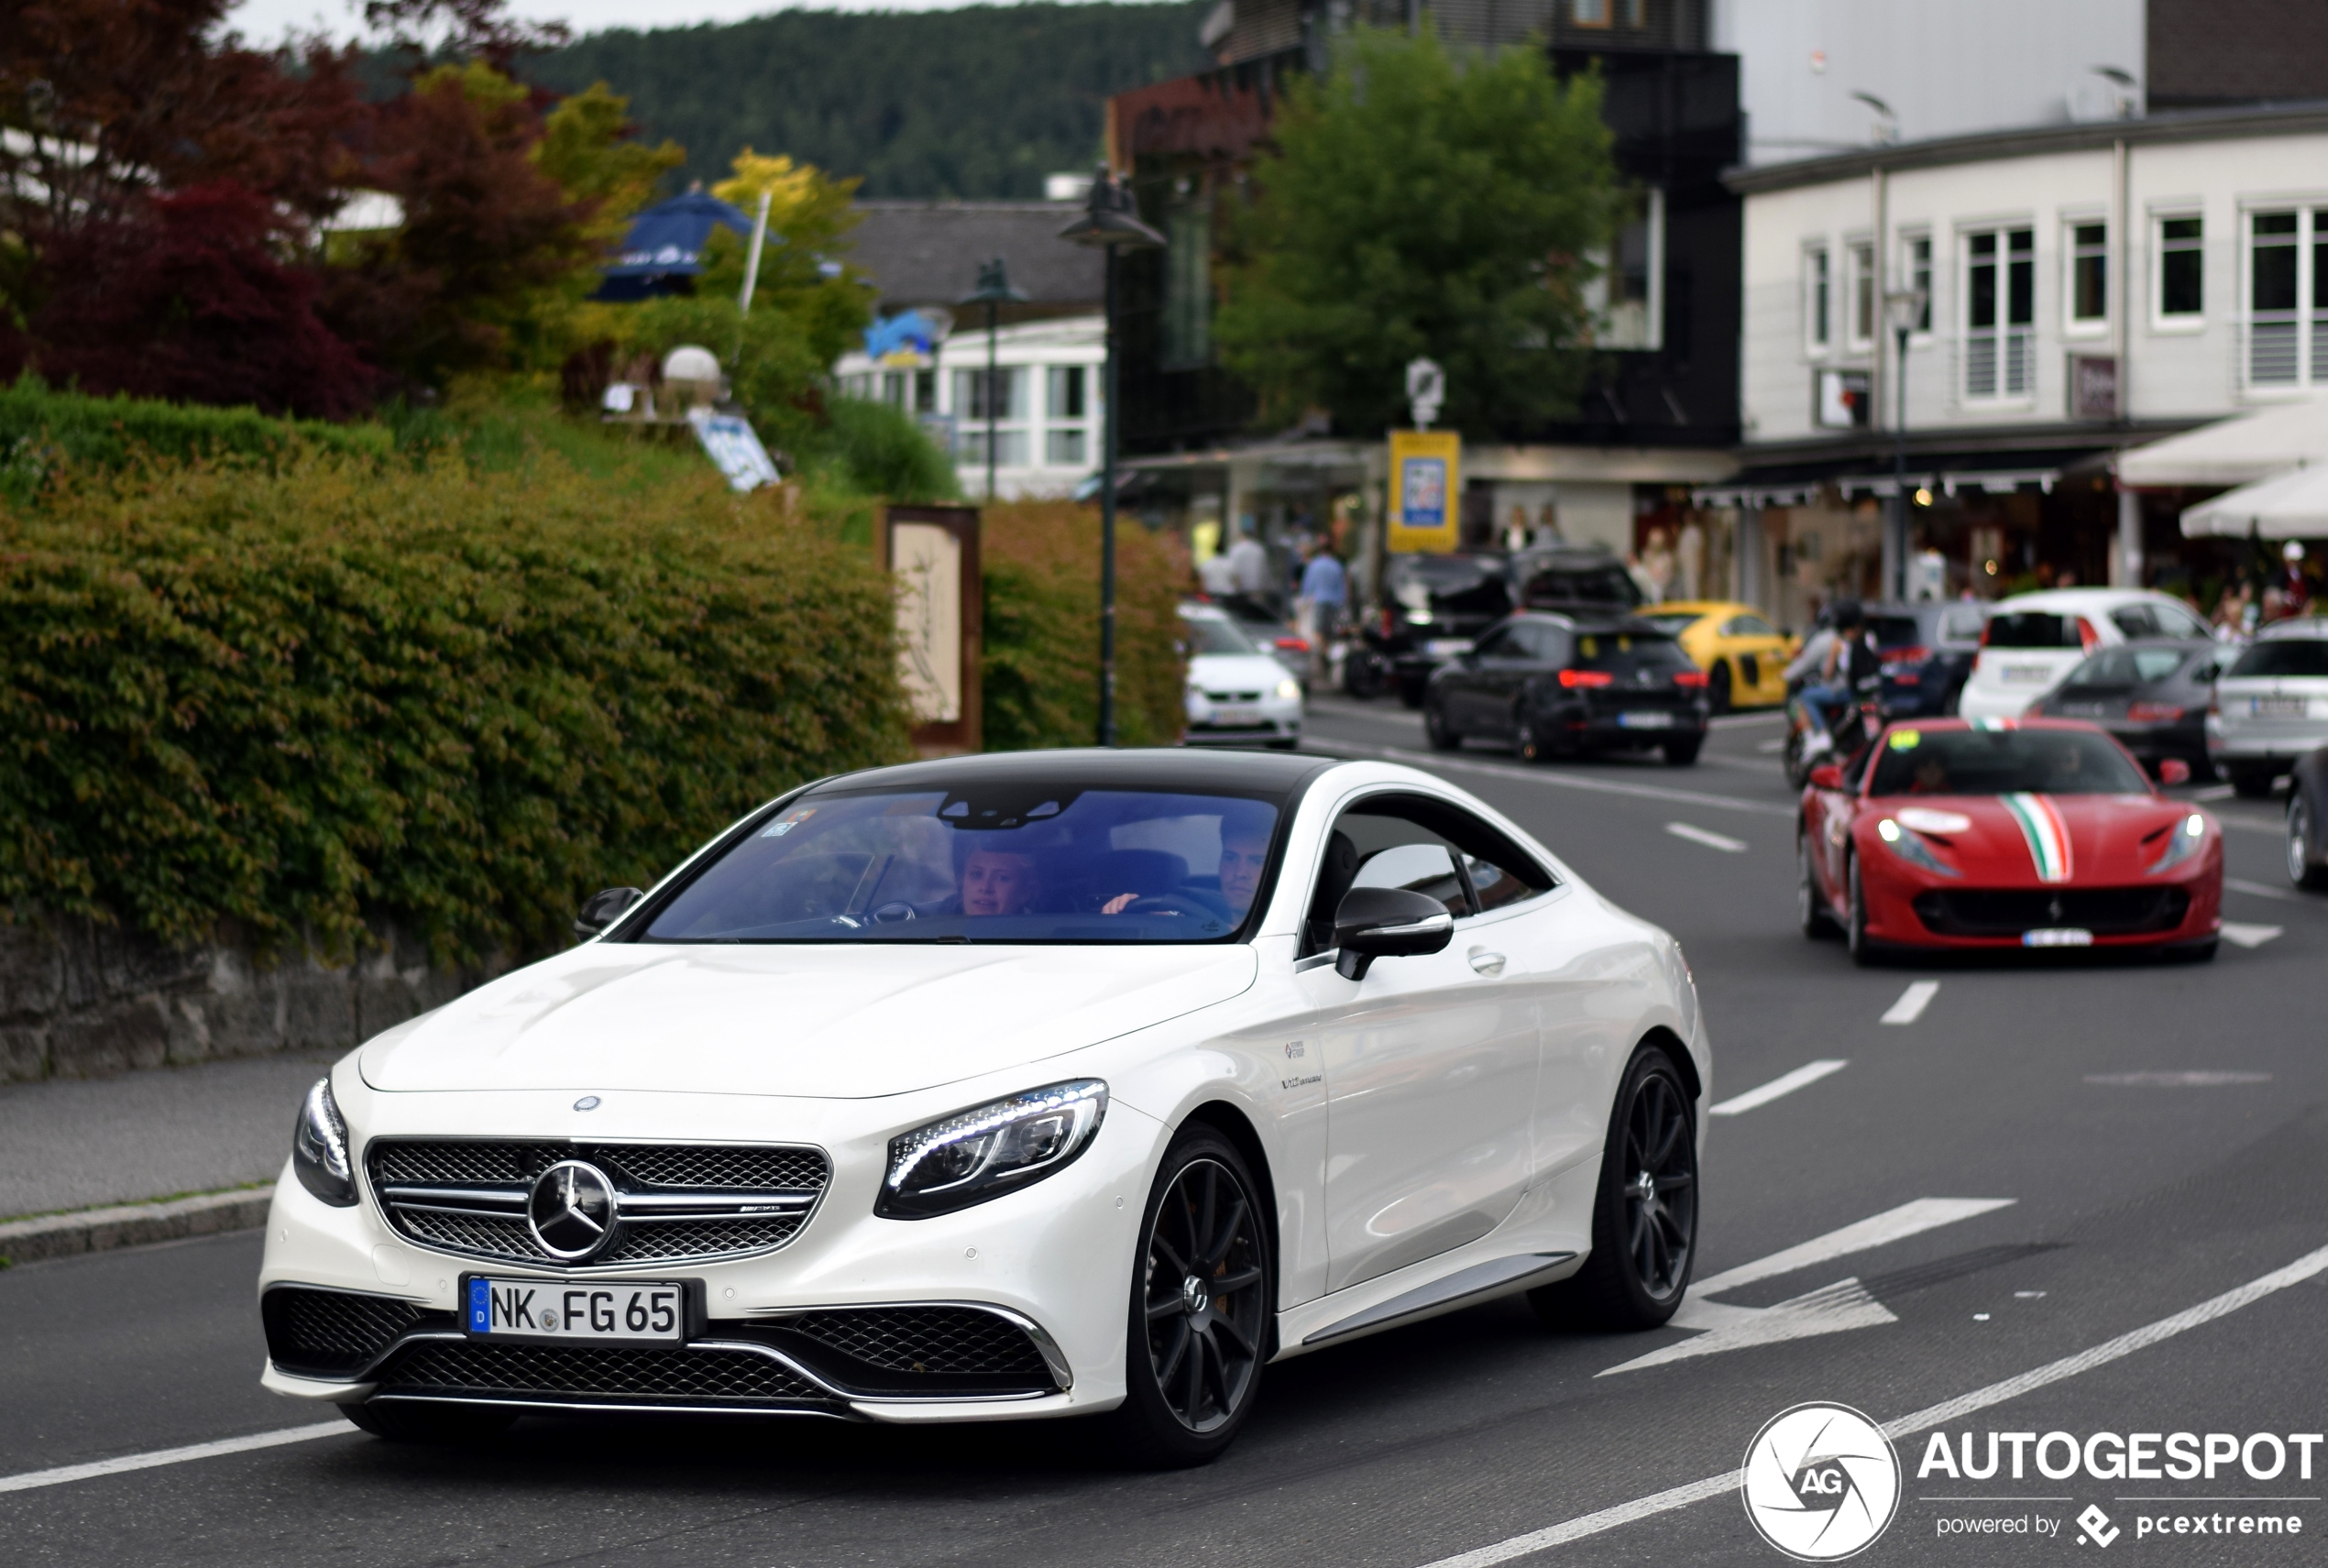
[1883,287,1929,599]
[960,258,1027,503]
[1058,166,1165,747]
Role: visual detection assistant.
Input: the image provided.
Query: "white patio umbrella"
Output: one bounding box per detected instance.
[2120,398,2328,488]
[2179,462,2328,537]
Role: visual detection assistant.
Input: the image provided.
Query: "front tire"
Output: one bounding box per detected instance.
[1529,1045,1697,1331]
[2227,762,2278,799]
[343,1401,516,1445]
[1845,852,1876,966]
[1422,697,1461,751]
[1105,1127,1270,1469]
[1708,661,1733,716]
[1798,835,1836,938]
[2290,795,2328,890]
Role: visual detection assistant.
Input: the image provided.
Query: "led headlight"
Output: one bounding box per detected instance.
[291,1077,358,1207]
[877,1080,1107,1219]
[2147,812,2207,874]
[1876,817,1961,878]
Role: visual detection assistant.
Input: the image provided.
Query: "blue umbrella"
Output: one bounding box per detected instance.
[595,191,756,302]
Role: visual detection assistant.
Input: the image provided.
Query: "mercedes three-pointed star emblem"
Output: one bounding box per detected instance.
[528,1159,617,1260]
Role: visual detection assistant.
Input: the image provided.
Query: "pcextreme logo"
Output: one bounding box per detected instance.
[1742,1402,1903,1562]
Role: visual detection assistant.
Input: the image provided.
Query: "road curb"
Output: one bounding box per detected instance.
[0,1189,271,1266]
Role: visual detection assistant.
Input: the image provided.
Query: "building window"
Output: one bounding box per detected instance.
[1964,226,2034,400]
[959,428,1029,467]
[2249,210,2301,385]
[1592,187,1665,351]
[1806,246,1830,351]
[1905,234,1932,332]
[1570,0,1609,24]
[1163,209,1212,368]
[952,366,1026,422]
[1848,239,1875,348]
[1045,366,1090,466]
[2158,214,2203,319]
[2068,221,2107,329]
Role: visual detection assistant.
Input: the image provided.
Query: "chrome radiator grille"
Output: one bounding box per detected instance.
[365,1139,829,1269]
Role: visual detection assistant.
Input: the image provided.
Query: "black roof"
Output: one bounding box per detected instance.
[807,747,1335,801]
[851,202,1105,313]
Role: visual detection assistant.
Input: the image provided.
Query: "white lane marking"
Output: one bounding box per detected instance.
[2086,1070,2273,1086]
[0,1422,348,1496]
[1708,1059,1847,1116]
[2191,784,2236,801]
[1599,1278,1896,1376]
[2221,921,2285,948]
[1664,822,1748,853]
[1690,1198,2018,1298]
[1755,738,1787,753]
[2224,878,2299,903]
[1881,980,1941,1025]
[1710,711,1784,729]
[1418,1242,2328,1567]
[1300,738,1795,818]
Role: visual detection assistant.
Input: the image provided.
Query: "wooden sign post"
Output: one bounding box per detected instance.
[875,505,983,756]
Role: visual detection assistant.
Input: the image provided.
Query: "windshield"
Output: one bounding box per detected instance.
[643,788,1282,943]
[1182,614,1259,656]
[1573,629,1688,672]
[1986,611,2082,649]
[2226,638,2328,678]
[1869,728,2150,796]
[1520,564,1643,609]
[2064,646,2193,687]
[1634,611,1702,635]
[1867,615,1924,649]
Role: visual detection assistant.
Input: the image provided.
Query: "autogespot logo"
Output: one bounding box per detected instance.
[1742,1402,1904,1562]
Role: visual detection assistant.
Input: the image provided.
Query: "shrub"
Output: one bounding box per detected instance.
[980,500,1188,751]
[0,455,911,963]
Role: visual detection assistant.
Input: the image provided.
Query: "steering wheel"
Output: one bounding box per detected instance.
[1115,894,1220,921]
[867,901,918,924]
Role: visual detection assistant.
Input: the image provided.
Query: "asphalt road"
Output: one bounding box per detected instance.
[5,698,2325,1568]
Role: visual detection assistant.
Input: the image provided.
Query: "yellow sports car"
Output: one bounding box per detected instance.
[1632,600,1799,712]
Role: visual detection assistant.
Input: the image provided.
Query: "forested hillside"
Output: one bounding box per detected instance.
[531,2,1213,199]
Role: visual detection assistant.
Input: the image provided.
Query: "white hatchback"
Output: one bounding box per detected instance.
[1180,603,1304,749]
[1956,588,2215,721]
[2208,617,2328,795]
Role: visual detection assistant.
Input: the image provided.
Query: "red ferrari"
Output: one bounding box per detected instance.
[1798,718,2223,963]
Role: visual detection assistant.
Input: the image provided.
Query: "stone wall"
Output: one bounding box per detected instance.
[0,916,506,1084]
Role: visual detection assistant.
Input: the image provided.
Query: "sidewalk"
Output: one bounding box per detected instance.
[0,1049,338,1226]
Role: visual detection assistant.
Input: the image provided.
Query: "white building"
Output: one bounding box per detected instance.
[1723,101,2328,620]
[834,313,1105,500]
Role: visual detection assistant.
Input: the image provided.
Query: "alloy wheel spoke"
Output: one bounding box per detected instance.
[1210,1310,1257,1357]
[1201,1327,1235,1415]
[1146,1290,1186,1321]
[1180,1319,1205,1417]
[1150,1230,1189,1278]
[1154,1318,1191,1386]
[1211,1266,1264,1293]
[1202,1193,1247,1272]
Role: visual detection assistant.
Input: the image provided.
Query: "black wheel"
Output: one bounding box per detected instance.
[1845,852,1876,966]
[2290,795,2328,890]
[1529,1045,1697,1330]
[1515,709,1547,762]
[2228,763,2277,799]
[1708,661,1733,716]
[1342,654,1380,699]
[1782,725,1810,790]
[1662,739,1701,767]
[1422,698,1461,751]
[1397,677,1427,709]
[343,1401,516,1445]
[1107,1128,1270,1468]
[1798,834,1836,938]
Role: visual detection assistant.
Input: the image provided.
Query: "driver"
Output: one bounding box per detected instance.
[1100,817,1272,922]
[961,848,1042,916]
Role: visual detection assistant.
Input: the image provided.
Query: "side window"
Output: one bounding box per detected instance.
[1724,613,1777,637]
[2110,606,2160,639]
[1470,626,1512,658]
[1512,622,1565,662]
[2156,603,2210,640]
[1841,737,1878,792]
[1301,794,1556,955]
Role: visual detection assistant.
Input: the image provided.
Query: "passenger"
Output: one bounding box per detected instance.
[1910,754,1950,794]
[1100,817,1273,921]
[961,848,1042,916]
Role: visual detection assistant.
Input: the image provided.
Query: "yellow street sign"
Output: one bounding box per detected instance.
[1388,430,1462,554]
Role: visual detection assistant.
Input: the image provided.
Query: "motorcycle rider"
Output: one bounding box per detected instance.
[1797,598,1881,762]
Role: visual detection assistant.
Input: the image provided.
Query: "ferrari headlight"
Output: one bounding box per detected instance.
[878,1080,1107,1219]
[2147,812,2207,874]
[291,1077,358,1207]
[1876,818,1960,877]
[1276,678,1302,701]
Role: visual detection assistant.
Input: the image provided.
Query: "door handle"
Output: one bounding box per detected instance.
[1468,950,1507,976]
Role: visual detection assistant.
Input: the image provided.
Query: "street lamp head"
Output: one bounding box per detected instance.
[1057,164,1166,251]
[960,255,1028,306]
[1884,287,1928,338]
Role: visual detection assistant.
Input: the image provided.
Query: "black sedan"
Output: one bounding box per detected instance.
[2028,637,2224,779]
[1422,612,1710,766]
[1867,599,1988,718]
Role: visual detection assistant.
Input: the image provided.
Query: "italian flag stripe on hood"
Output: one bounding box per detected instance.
[2003,792,2073,883]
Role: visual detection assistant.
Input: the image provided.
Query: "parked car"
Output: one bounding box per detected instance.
[1865,599,1988,718]
[1207,593,1311,688]
[1955,588,2215,721]
[2208,615,2328,796]
[1422,611,1710,765]
[2283,740,2328,888]
[1505,543,1648,616]
[1631,600,1798,713]
[2030,638,2223,780]
[1348,551,1513,707]
[1179,603,1304,749]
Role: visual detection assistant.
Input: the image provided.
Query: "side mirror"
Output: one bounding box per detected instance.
[1806,763,1844,791]
[1332,887,1455,981]
[2158,757,2192,786]
[574,886,645,941]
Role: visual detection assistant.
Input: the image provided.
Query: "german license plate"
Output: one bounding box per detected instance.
[2022,928,2093,948]
[1618,710,1674,729]
[2251,696,2306,718]
[2004,664,2053,684]
[1211,706,1261,726]
[465,1276,685,1342]
[1423,639,1474,658]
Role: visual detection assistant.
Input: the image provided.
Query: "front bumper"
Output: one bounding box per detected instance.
[1853,840,2223,951]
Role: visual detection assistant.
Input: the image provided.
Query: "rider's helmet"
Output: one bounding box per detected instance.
[1829,598,1865,630]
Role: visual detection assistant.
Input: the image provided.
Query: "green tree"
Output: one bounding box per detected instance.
[1213,27,1623,438]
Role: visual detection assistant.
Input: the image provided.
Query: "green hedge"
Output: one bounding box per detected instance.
[0,455,911,963]
[0,378,396,506]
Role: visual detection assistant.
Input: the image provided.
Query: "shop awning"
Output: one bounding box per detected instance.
[2180,462,2328,537]
[1693,467,2057,510]
[2117,398,2328,488]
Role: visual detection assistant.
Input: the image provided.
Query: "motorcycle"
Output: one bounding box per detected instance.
[1782,682,1882,790]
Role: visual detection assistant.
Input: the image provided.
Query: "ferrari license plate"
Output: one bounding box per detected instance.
[2022,928,2094,948]
[1618,710,1674,729]
[2251,696,2306,718]
[465,1276,685,1342]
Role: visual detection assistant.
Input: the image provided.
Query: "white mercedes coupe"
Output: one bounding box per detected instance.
[260,750,1710,1465]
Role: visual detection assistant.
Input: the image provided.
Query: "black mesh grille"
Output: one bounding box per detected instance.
[608,1216,807,1263]
[599,1146,828,1190]
[376,1340,828,1407]
[368,1141,544,1185]
[392,1209,541,1264]
[264,1288,433,1376]
[1913,885,2191,937]
[783,1308,1049,1376]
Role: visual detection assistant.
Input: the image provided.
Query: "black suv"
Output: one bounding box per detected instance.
[1349,544,1642,706]
[1421,610,1709,766]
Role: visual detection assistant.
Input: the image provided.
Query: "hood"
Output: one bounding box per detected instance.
[360,941,1258,1099]
[1872,793,2187,883]
[1189,652,1292,690]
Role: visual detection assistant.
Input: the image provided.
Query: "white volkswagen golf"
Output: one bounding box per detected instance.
[260,750,1709,1465]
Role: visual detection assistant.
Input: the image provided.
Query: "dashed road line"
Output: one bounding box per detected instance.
[1301,737,1795,818]
[1689,1198,2018,1298]
[1708,1059,1848,1116]
[2086,1070,2273,1086]
[1665,822,1748,853]
[1414,1242,2328,1566]
[2221,921,2285,948]
[2224,878,2299,903]
[1881,981,1941,1025]
[0,1422,348,1496]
